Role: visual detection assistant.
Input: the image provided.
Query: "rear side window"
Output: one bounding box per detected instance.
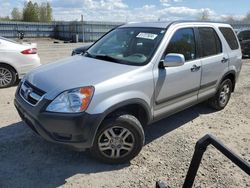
[238,30,250,41]
[198,27,222,57]
[165,28,196,61]
[219,27,239,50]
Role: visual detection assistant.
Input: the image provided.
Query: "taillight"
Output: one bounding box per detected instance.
[21,48,37,55]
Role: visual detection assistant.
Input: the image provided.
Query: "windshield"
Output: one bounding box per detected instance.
[85,27,166,65]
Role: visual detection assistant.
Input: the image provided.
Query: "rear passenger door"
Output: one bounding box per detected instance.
[197,27,229,100]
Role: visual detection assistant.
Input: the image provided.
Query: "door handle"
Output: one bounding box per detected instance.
[190,65,201,72]
[221,57,229,63]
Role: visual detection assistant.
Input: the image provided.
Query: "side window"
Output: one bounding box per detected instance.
[219,27,239,50]
[198,27,222,57]
[238,30,250,41]
[165,28,196,61]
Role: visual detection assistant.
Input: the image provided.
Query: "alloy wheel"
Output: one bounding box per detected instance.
[98,126,135,159]
[219,84,230,106]
[0,67,13,87]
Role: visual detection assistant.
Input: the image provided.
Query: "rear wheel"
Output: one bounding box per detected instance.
[90,113,144,164]
[0,65,16,88]
[209,79,232,110]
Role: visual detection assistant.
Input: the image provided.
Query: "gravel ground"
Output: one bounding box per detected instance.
[0,39,249,188]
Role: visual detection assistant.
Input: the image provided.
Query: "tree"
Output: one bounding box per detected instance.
[199,9,210,21]
[33,3,40,22]
[39,3,47,22]
[11,8,22,21]
[23,1,31,21]
[39,2,53,22]
[46,2,53,22]
[243,12,250,21]
[23,1,39,22]
[3,1,53,22]
[224,16,235,22]
[0,16,10,21]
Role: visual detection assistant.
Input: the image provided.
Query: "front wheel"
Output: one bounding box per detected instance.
[90,114,145,164]
[208,79,232,110]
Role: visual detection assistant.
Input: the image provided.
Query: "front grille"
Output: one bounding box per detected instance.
[19,81,46,106]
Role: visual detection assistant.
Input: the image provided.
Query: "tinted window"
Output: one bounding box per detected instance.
[238,30,250,41]
[165,28,196,61]
[199,27,222,57]
[219,27,239,50]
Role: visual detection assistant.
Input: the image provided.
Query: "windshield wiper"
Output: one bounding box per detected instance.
[84,52,123,64]
[94,54,122,63]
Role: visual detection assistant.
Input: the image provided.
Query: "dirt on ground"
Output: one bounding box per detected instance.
[0,39,249,188]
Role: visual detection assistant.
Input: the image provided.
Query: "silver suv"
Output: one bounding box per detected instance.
[14,21,242,164]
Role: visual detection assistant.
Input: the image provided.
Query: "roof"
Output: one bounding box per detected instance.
[119,20,231,29]
[119,21,172,29]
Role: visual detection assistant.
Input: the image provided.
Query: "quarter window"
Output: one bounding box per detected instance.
[165,28,196,61]
[198,27,222,57]
[219,27,239,50]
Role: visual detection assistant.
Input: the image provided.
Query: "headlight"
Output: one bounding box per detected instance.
[46,86,94,113]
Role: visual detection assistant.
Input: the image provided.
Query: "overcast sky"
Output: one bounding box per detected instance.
[0,0,249,22]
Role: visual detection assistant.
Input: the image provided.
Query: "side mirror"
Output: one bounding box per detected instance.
[160,53,185,68]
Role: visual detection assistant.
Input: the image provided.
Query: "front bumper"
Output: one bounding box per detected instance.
[14,86,103,151]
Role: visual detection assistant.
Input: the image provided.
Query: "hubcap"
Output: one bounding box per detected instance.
[98,126,135,159]
[219,84,230,105]
[0,68,12,87]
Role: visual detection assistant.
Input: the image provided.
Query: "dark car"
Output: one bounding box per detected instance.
[71,43,93,56]
[237,29,250,57]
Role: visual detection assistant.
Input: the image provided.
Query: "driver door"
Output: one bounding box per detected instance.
[154,27,201,118]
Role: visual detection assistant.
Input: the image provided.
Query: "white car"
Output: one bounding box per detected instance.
[0,36,41,88]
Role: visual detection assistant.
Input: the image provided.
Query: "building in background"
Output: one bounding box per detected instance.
[0,20,249,42]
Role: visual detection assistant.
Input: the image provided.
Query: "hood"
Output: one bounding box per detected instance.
[25,56,137,100]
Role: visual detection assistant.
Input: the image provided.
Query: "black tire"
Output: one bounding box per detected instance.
[208,79,232,110]
[90,113,145,164]
[0,64,17,88]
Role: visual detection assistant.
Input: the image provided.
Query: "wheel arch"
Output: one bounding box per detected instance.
[91,99,152,142]
[0,62,19,78]
[101,99,152,127]
[89,98,152,147]
[220,70,236,92]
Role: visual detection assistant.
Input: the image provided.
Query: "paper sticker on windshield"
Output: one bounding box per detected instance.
[136,33,158,40]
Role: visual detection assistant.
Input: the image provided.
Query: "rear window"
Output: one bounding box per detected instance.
[198,27,222,57]
[0,36,18,44]
[219,27,239,50]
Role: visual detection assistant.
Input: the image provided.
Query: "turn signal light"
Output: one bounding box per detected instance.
[79,86,94,111]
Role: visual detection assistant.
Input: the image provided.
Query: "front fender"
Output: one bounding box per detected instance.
[86,91,152,115]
